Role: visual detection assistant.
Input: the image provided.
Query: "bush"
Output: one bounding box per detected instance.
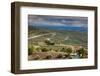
[45,39,55,45]
[45,55,52,59]
[28,47,33,55]
[28,44,36,55]
[77,48,87,58]
[60,48,66,52]
[41,48,49,52]
[56,54,63,58]
[35,47,41,52]
[66,48,72,55]
[55,49,59,52]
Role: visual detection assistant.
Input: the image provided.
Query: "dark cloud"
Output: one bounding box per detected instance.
[28,15,88,27]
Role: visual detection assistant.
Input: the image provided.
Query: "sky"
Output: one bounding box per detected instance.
[28,15,88,27]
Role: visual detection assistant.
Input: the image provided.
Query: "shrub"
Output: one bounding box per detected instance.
[35,47,41,52]
[77,48,87,58]
[66,48,72,55]
[45,39,55,45]
[28,47,33,55]
[56,54,63,58]
[45,55,52,59]
[28,44,36,55]
[55,49,59,52]
[41,48,49,52]
[60,48,66,52]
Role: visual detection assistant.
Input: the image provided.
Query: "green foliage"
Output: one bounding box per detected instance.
[35,47,41,52]
[45,39,55,45]
[28,46,33,55]
[28,44,36,55]
[41,48,49,52]
[66,48,72,55]
[77,48,87,58]
[56,54,63,58]
[60,48,66,52]
[54,49,59,52]
[45,55,52,59]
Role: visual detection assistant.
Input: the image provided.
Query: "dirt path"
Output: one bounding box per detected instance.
[28,33,56,40]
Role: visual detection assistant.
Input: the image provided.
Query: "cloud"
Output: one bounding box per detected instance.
[28,15,88,27]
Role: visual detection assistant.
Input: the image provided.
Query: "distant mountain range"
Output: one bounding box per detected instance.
[29,25,88,32]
